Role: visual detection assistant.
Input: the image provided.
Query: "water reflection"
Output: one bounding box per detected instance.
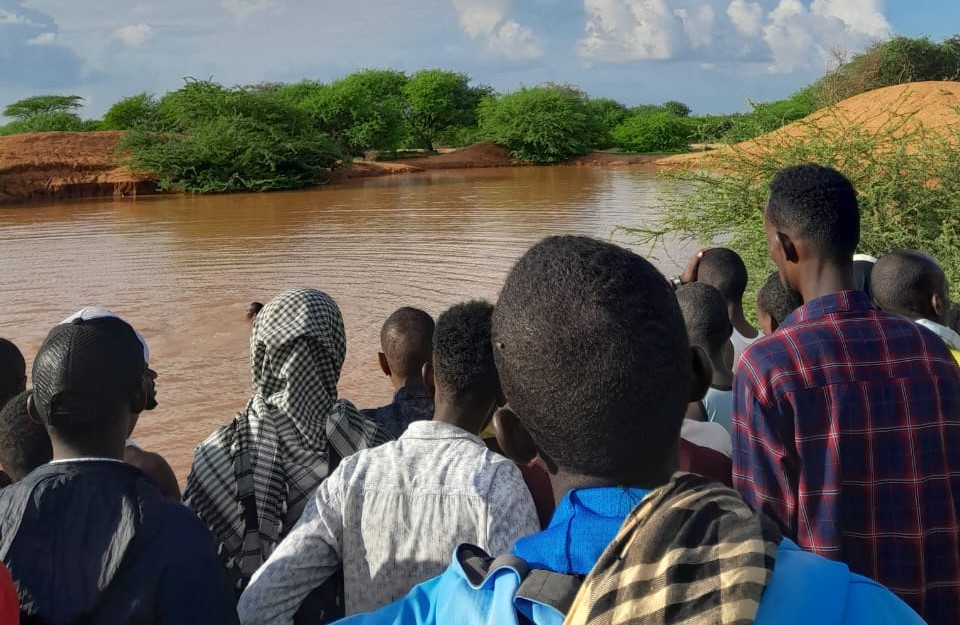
[0,166,690,480]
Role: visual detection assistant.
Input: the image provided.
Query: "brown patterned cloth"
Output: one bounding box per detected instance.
[564,473,782,625]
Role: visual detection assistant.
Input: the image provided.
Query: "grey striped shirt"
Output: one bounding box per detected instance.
[237,420,541,622]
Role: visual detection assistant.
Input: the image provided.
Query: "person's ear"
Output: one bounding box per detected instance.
[777,231,799,264]
[378,352,391,377]
[26,393,42,425]
[422,362,435,398]
[689,345,712,403]
[932,292,947,324]
[493,407,538,465]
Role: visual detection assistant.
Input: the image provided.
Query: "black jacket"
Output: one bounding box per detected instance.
[0,460,239,625]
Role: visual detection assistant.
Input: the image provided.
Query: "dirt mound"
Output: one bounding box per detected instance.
[0,131,155,205]
[661,81,960,166]
[397,142,514,169]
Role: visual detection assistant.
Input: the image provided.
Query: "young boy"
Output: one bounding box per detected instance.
[333,235,921,625]
[360,307,435,439]
[755,272,803,335]
[675,248,761,368]
[238,301,538,623]
[0,391,52,483]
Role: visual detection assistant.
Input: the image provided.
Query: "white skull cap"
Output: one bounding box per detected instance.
[61,306,150,364]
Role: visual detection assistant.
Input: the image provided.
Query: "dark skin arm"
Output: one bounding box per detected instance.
[125,446,182,500]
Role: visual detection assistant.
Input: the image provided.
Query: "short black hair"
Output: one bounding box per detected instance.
[381,307,435,379]
[872,251,947,321]
[766,164,860,263]
[0,338,26,407]
[697,248,749,305]
[493,236,691,479]
[676,283,732,358]
[757,273,803,326]
[247,302,264,320]
[433,301,499,402]
[0,391,52,482]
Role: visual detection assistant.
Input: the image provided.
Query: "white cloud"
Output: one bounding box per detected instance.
[727,0,763,37]
[27,31,56,45]
[580,0,680,61]
[579,0,892,73]
[113,23,153,47]
[448,0,544,59]
[220,0,282,22]
[0,8,40,25]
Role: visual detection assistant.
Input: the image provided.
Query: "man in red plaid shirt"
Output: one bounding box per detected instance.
[732,164,960,625]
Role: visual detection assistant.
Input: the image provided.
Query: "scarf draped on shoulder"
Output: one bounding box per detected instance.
[564,473,782,625]
[184,288,388,589]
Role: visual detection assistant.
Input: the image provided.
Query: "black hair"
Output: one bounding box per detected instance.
[766,164,860,263]
[492,235,691,479]
[381,307,435,379]
[871,251,947,321]
[757,272,803,326]
[697,248,749,305]
[676,283,732,358]
[247,302,264,320]
[433,301,499,402]
[0,338,26,407]
[0,391,52,482]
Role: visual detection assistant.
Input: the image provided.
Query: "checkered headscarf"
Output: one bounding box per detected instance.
[184,289,388,589]
[564,473,782,625]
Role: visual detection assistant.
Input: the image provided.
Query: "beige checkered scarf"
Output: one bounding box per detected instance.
[564,473,782,625]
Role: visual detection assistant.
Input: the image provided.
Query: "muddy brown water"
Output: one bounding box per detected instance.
[0,166,692,482]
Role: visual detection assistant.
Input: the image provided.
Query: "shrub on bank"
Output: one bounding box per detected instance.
[100,93,158,130]
[626,105,960,315]
[611,111,693,153]
[478,84,597,163]
[121,79,344,193]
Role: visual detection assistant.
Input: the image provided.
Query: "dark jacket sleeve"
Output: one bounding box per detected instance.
[155,509,240,625]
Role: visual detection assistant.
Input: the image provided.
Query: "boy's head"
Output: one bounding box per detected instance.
[696,248,749,308]
[378,307,435,389]
[676,283,732,365]
[872,251,951,325]
[0,391,52,482]
[30,313,148,459]
[492,236,710,485]
[756,272,804,335]
[425,301,500,433]
[0,339,26,410]
[765,164,859,293]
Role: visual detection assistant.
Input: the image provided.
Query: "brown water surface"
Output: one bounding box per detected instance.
[0,166,690,481]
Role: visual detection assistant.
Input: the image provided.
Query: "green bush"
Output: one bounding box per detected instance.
[689,114,737,144]
[626,99,960,314]
[611,111,693,153]
[121,79,343,193]
[722,89,816,142]
[586,97,629,150]
[100,93,158,130]
[662,100,692,117]
[435,125,482,149]
[478,84,597,163]
[0,111,88,135]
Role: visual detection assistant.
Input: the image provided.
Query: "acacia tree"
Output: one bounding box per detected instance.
[3,95,83,120]
[403,69,490,151]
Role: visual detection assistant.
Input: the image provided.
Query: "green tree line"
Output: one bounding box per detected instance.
[1,35,958,192]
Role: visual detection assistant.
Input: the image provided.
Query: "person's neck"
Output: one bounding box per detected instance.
[549,466,674,505]
[431,395,486,435]
[798,261,855,303]
[728,304,758,338]
[391,375,428,394]
[50,440,125,462]
[710,355,733,388]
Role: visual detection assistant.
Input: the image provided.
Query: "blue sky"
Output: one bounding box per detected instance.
[1,1,956,117]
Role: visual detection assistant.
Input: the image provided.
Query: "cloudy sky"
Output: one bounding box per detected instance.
[1,0,956,117]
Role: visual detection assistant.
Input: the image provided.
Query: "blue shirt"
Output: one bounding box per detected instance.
[359,387,434,440]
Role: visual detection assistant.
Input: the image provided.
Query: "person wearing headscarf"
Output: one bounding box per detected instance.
[184,289,389,592]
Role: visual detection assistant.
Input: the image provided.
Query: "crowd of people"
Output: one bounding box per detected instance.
[0,163,958,624]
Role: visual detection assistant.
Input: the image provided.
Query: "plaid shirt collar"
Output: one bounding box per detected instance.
[784,290,874,327]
